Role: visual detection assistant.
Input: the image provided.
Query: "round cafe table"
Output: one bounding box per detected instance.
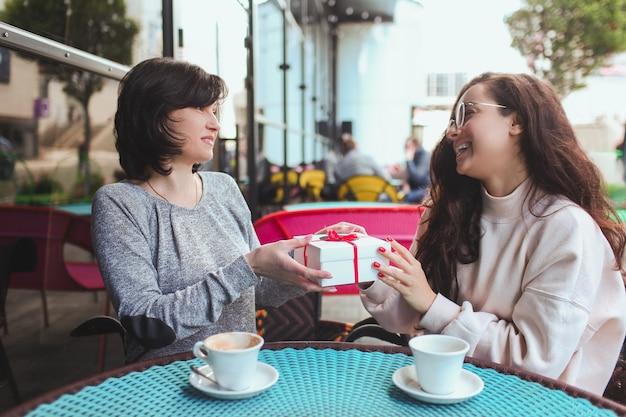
[4,342,626,417]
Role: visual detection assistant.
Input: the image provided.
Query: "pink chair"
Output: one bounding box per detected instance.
[0,205,106,328]
[253,205,424,249]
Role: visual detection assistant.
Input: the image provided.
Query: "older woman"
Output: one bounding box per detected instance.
[92,57,332,363]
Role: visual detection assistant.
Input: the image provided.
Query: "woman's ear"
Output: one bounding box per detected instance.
[509,115,523,136]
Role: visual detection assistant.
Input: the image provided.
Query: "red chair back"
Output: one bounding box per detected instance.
[253,205,425,249]
[0,205,103,292]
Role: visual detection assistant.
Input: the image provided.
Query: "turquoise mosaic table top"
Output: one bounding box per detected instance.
[22,347,623,417]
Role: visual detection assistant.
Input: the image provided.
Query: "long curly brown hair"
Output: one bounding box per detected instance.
[416,72,626,300]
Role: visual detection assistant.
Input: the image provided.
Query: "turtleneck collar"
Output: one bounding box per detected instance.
[481,177,533,223]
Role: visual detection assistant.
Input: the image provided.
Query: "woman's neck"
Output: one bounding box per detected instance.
[143,171,201,207]
[482,169,529,198]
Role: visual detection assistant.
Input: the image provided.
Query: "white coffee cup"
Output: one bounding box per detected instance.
[192,332,264,391]
[409,334,470,395]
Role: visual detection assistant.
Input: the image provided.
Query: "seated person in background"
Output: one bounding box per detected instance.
[319,148,340,201]
[334,133,390,185]
[341,72,626,396]
[403,136,430,203]
[92,57,333,363]
[321,147,339,185]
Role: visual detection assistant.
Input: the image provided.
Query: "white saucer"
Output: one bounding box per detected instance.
[189,362,279,400]
[392,366,483,405]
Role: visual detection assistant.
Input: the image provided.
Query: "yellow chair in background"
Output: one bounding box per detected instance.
[298,169,326,202]
[337,175,400,203]
[268,170,300,204]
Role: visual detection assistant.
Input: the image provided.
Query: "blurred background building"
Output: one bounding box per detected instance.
[0,0,625,214]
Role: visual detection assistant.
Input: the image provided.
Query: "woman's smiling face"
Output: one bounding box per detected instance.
[445,83,526,193]
[168,104,221,166]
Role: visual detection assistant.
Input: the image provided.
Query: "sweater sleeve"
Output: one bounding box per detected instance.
[422,207,616,379]
[360,280,422,334]
[252,230,308,307]
[237,194,308,307]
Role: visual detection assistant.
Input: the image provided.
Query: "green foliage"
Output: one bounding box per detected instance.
[1,0,138,109]
[0,149,16,180]
[15,173,70,206]
[0,0,139,167]
[606,183,626,206]
[0,0,138,101]
[0,0,139,64]
[505,0,626,98]
[11,160,104,206]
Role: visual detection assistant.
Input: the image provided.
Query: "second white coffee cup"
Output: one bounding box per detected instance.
[192,331,264,391]
[409,334,470,395]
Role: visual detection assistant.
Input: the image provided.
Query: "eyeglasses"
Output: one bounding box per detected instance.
[447,102,507,133]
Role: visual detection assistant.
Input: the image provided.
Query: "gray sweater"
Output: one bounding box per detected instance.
[333,149,390,185]
[91,171,304,362]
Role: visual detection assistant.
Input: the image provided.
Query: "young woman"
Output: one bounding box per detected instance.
[92,57,332,363]
[361,72,626,395]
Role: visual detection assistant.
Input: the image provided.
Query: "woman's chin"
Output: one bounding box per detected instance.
[455,163,468,176]
[199,152,214,163]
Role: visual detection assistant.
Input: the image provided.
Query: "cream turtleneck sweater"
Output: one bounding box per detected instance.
[360,179,626,395]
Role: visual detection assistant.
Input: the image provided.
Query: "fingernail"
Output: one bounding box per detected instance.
[386,236,393,242]
[373,261,381,268]
[377,272,385,278]
[391,248,396,253]
[378,246,386,253]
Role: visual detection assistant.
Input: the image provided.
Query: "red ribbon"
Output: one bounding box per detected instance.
[304,231,360,283]
[325,230,358,242]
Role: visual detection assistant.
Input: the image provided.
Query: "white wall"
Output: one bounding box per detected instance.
[337,0,424,167]
[0,53,38,118]
[563,71,626,126]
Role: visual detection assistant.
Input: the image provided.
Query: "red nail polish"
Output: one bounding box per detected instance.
[373,261,381,268]
[391,248,396,253]
[386,236,393,242]
[378,246,386,253]
[377,272,384,278]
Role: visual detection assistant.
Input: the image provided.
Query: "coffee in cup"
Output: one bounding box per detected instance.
[193,332,264,391]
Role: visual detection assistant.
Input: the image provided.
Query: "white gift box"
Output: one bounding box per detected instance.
[293,233,391,287]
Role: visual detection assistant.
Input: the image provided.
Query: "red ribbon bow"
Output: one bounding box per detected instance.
[325,230,358,242]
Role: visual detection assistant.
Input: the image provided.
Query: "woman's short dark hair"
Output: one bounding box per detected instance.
[114,57,228,180]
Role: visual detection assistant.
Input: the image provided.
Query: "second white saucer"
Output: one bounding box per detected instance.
[392,366,484,405]
[189,362,279,400]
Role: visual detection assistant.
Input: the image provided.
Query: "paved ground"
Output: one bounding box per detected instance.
[0,289,121,413]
